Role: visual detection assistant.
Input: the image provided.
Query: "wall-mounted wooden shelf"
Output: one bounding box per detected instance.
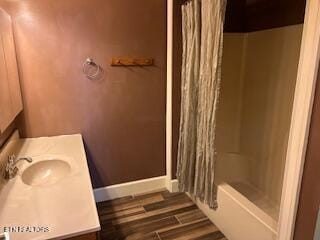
[111,57,153,66]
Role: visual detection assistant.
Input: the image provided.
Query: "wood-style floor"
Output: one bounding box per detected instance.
[96,190,227,240]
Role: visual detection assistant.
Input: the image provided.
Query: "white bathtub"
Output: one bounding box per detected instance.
[188,153,278,240]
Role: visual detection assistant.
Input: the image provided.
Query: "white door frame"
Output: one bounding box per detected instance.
[278,0,320,239]
[166,0,320,239]
[166,0,174,191]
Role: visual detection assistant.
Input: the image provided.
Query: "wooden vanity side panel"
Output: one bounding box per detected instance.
[0,8,23,134]
[1,13,23,118]
[0,9,13,133]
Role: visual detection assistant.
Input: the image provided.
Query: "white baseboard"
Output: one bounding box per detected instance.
[93,176,167,202]
[165,178,179,193]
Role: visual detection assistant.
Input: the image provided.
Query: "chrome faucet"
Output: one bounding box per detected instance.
[4,155,33,180]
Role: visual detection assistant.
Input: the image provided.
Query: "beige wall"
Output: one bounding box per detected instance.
[218,24,303,206]
[3,0,167,188]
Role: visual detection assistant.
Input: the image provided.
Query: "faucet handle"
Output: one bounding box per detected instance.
[4,155,31,180]
[8,155,16,164]
[4,166,17,180]
[4,156,17,180]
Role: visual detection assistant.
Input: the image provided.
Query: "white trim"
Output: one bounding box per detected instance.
[167,179,179,193]
[93,176,167,202]
[166,0,174,191]
[278,0,320,239]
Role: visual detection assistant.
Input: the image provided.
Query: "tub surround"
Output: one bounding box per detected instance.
[0,133,100,240]
[189,184,277,240]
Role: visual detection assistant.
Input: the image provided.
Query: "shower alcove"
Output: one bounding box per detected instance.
[216,23,303,221]
[171,0,308,239]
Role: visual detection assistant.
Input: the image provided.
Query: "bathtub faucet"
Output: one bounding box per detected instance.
[4,155,33,180]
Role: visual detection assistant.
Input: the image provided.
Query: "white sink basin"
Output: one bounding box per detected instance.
[21,160,71,186]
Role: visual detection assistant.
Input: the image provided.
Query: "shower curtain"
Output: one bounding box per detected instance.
[177,0,227,209]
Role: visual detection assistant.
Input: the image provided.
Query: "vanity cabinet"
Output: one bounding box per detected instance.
[0,8,23,134]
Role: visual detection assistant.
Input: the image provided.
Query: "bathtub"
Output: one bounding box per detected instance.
[188,153,278,240]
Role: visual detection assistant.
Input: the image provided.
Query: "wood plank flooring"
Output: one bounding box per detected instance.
[96,190,227,240]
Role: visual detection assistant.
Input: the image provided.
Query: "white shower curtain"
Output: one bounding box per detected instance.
[177,0,227,209]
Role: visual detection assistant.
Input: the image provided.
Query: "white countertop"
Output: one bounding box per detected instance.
[0,134,101,240]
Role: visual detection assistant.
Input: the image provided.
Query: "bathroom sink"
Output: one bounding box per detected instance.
[21,160,71,186]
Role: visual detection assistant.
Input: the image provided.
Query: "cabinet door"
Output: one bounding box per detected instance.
[0,27,13,132]
[0,8,23,134]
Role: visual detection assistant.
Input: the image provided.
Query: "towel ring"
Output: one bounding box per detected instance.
[82,58,102,79]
